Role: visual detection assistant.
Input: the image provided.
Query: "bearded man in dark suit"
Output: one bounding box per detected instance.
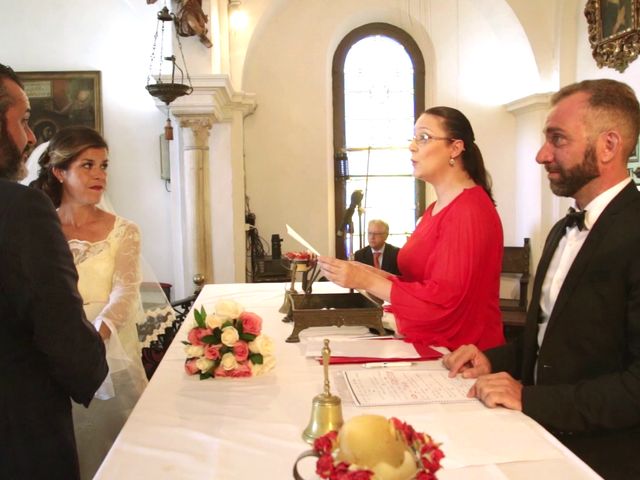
[353,219,401,275]
[444,79,640,480]
[0,64,108,479]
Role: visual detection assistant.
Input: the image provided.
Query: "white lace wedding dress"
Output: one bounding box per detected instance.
[70,216,148,480]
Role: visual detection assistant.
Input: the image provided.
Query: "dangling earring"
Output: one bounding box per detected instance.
[449,158,455,167]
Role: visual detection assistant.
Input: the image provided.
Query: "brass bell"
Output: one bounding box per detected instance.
[302,339,344,444]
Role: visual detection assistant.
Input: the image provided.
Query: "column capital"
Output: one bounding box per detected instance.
[179,116,213,148]
[504,93,553,116]
[157,74,256,122]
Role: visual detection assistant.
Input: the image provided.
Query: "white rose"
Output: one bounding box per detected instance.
[249,334,274,356]
[205,314,225,330]
[215,299,244,319]
[250,354,276,376]
[221,326,239,347]
[185,345,204,358]
[195,357,214,373]
[220,352,238,371]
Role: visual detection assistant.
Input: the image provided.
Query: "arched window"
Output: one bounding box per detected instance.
[333,23,425,259]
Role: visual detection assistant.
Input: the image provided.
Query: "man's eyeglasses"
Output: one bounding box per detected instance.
[367,232,386,236]
[410,133,455,146]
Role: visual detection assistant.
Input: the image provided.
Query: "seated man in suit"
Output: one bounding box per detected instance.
[443,78,640,480]
[354,219,400,275]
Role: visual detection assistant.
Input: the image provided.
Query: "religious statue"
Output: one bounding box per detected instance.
[147,0,213,48]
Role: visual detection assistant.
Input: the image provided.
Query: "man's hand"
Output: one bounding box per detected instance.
[469,372,523,411]
[443,344,492,378]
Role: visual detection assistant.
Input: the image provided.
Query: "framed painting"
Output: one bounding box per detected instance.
[17,71,103,146]
[585,0,640,72]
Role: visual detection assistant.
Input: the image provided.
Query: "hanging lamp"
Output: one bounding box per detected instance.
[146,5,193,140]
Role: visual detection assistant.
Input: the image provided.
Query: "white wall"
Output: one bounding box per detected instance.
[6,0,620,295]
[1,0,177,289]
[240,0,541,257]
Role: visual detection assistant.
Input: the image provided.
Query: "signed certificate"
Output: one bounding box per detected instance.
[343,369,478,407]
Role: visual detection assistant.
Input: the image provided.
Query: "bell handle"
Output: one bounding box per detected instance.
[292,449,319,480]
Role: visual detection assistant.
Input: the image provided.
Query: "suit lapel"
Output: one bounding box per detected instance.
[381,247,390,270]
[364,248,373,265]
[529,221,566,320]
[546,182,638,332]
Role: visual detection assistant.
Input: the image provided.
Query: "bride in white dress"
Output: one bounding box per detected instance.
[31,126,148,479]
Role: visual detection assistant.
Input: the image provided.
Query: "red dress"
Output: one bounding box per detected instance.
[390,186,505,350]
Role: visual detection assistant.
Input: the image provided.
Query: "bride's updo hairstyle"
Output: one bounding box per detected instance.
[31,126,108,207]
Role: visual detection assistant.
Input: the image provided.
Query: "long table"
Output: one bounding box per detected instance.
[95,282,602,480]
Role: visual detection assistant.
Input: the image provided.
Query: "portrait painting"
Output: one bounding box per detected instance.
[585,0,640,72]
[601,0,633,38]
[17,71,103,146]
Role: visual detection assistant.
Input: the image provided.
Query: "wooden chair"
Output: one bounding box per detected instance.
[500,238,531,333]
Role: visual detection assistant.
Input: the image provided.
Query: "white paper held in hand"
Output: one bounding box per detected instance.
[285,224,321,255]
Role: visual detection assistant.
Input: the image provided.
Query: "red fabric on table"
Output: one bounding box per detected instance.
[317,343,443,365]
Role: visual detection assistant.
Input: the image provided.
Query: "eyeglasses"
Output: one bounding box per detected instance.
[410,133,455,146]
[367,232,386,236]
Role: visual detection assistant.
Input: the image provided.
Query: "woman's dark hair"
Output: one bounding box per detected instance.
[424,106,495,204]
[31,126,108,207]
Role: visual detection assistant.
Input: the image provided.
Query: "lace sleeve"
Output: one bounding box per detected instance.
[95,220,143,332]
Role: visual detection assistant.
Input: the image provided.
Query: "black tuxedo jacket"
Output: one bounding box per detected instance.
[354,243,401,275]
[0,180,108,479]
[486,182,640,479]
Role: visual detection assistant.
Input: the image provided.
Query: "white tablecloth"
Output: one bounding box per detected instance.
[95,282,602,480]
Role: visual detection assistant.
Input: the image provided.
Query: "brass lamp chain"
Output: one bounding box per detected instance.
[147,18,162,86]
[173,18,193,92]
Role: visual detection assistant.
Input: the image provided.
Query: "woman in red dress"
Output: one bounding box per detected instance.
[319,107,505,351]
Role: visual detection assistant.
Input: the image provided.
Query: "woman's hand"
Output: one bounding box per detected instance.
[98,322,111,341]
[318,256,369,289]
[318,256,392,301]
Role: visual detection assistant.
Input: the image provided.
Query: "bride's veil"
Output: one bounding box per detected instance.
[22,142,177,358]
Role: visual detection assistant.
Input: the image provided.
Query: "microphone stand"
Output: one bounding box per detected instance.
[337,212,355,260]
[356,205,365,251]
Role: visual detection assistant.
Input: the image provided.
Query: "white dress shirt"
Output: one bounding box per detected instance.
[537,177,632,350]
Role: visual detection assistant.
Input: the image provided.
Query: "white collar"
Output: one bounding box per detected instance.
[579,177,631,230]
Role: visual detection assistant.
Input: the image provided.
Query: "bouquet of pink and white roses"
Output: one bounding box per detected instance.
[183,299,275,379]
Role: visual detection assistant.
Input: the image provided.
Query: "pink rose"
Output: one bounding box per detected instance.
[239,311,262,335]
[187,327,213,346]
[213,363,251,378]
[233,341,249,362]
[184,358,200,375]
[229,362,252,377]
[204,344,221,360]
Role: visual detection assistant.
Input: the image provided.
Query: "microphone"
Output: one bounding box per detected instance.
[350,189,364,208]
[337,190,364,236]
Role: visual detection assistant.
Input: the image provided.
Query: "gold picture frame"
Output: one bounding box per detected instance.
[17,70,103,146]
[585,0,640,72]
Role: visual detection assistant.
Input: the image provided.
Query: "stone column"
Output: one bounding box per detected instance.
[163,74,256,296]
[180,116,214,285]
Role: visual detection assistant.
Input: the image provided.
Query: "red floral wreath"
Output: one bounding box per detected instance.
[313,417,444,480]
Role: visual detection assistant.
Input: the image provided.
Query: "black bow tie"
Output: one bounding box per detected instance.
[564,207,587,231]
